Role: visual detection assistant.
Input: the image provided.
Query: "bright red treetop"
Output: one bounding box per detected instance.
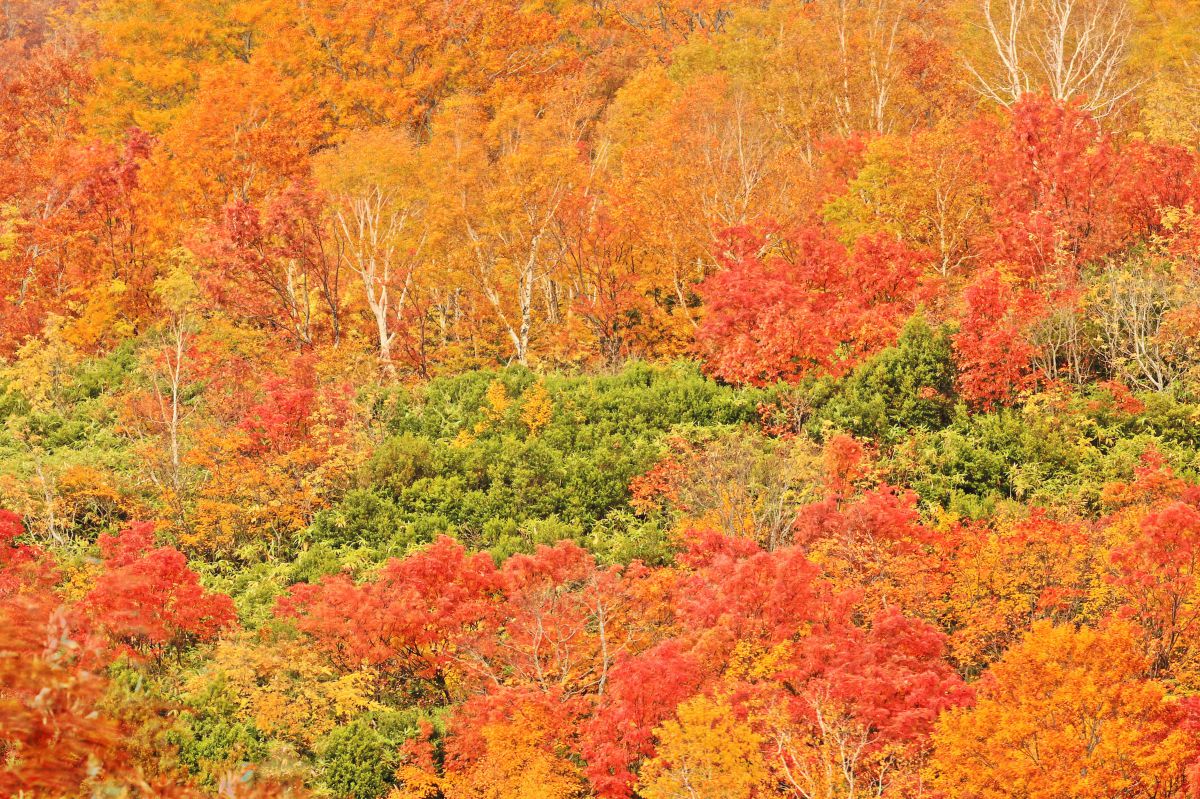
[80,521,237,657]
[697,223,925,386]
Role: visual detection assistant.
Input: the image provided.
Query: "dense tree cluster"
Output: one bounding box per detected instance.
[6,0,1200,795]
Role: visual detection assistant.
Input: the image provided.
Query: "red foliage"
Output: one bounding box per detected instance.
[80,522,237,658]
[0,591,128,797]
[230,353,356,455]
[1102,447,1199,512]
[978,97,1122,278]
[1112,498,1200,675]
[0,123,154,353]
[952,269,1039,409]
[822,433,870,497]
[276,536,502,695]
[0,510,54,597]
[697,223,926,386]
[208,179,345,349]
[678,538,846,649]
[628,455,686,514]
[580,642,704,798]
[787,606,970,736]
[977,96,1195,278]
[793,484,932,550]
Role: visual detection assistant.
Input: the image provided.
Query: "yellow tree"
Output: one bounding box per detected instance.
[426,91,585,365]
[194,630,376,751]
[316,129,428,371]
[603,68,789,335]
[1130,0,1200,143]
[941,512,1109,675]
[930,621,1196,799]
[960,0,1138,117]
[439,701,588,799]
[824,123,988,281]
[83,0,254,136]
[130,256,203,530]
[730,0,962,143]
[637,696,770,799]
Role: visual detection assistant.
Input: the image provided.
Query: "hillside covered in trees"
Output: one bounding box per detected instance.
[6,0,1200,796]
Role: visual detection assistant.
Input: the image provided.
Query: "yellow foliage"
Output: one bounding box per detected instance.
[182,395,364,555]
[197,632,377,749]
[638,696,768,799]
[58,559,103,603]
[519,382,553,436]
[931,621,1195,799]
[389,765,445,799]
[725,640,793,683]
[83,0,254,135]
[0,204,18,260]
[483,380,511,423]
[62,280,134,353]
[444,705,587,799]
[3,317,83,413]
[154,254,203,318]
[943,518,1107,673]
[54,465,132,538]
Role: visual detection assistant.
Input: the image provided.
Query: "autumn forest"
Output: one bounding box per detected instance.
[5,0,1200,795]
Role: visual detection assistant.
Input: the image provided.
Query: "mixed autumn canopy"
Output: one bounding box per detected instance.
[5,0,1200,796]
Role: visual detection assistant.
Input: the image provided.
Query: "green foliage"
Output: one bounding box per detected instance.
[380,362,763,440]
[885,387,1200,517]
[319,711,427,799]
[309,489,428,552]
[318,362,762,560]
[0,345,138,536]
[170,676,270,783]
[586,511,672,566]
[813,317,957,443]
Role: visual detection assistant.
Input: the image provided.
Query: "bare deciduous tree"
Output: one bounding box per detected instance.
[1092,258,1183,391]
[333,185,426,370]
[967,0,1137,117]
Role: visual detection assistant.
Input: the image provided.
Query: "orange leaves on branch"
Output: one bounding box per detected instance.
[0,509,53,597]
[1101,446,1194,513]
[931,622,1198,799]
[794,484,945,617]
[277,528,977,799]
[978,97,1125,279]
[676,537,838,650]
[754,607,969,799]
[821,432,871,497]
[1112,498,1200,679]
[487,542,659,698]
[1097,449,1200,681]
[944,511,1098,674]
[628,456,686,516]
[183,351,363,555]
[440,689,589,799]
[580,642,704,798]
[209,180,346,349]
[978,95,1198,281]
[551,190,660,368]
[670,536,968,799]
[0,591,128,798]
